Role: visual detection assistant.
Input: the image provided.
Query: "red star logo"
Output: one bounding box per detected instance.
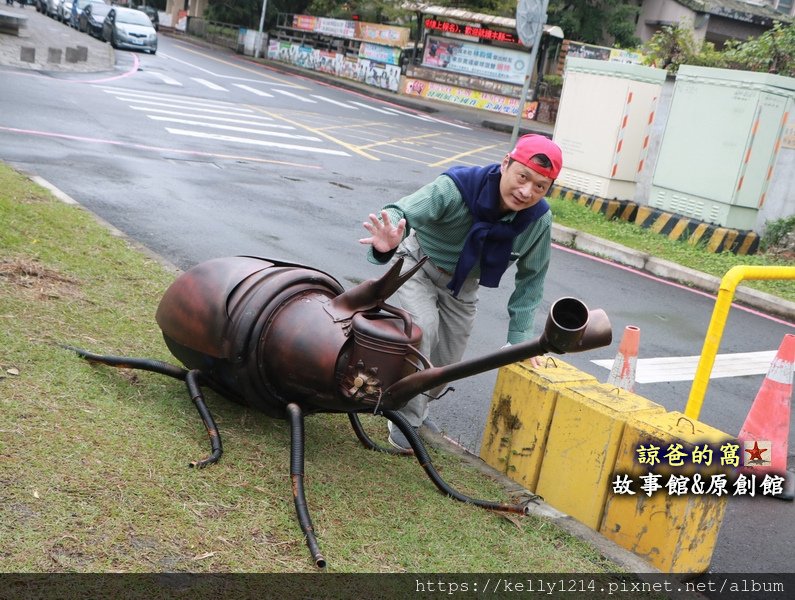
[745,441,768,462]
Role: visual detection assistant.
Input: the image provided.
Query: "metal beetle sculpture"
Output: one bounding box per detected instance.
[67,255,612,568]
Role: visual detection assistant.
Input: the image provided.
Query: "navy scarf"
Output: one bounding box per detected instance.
[444,164,549,297]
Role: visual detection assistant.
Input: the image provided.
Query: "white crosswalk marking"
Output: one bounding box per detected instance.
[234,84,274,98]
[148,116,320,140]
[148,73,182,86]
[591,350,778,384]
[273,89,317,103]
[165,128,351,156]
[348,101,394,115]
[117,98,256,117]
[129,107,291,127]
[311,95,358,109]
[191,78,229,91]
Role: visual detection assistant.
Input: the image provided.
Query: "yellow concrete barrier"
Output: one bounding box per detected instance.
[600,411,735,574]
[480,359,596,491]
[534,383,665,530]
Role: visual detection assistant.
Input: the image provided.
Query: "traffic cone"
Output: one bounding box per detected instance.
[606,325,640,391]
[738,334,795,501]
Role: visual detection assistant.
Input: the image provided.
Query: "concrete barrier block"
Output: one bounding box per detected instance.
[47,48,62,64]
[534,383,665,530]
[20,46,35,63]
[480,359,597,491]
[599,411,734,574]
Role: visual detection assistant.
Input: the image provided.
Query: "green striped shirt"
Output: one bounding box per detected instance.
[368,174,552,343]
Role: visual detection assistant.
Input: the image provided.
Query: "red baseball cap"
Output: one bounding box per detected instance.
[508,134,563,180]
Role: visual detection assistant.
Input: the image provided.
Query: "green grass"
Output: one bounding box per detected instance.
[549,197,795,303]
[0,163,623,574]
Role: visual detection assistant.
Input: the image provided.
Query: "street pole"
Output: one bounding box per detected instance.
[511,0,549,146]
[254,0,268,59]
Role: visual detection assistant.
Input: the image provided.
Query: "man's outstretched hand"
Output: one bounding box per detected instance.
[359,210,406,253]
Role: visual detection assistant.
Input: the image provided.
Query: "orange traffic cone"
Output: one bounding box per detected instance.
[606,326,640,391]
[738,333,794,501]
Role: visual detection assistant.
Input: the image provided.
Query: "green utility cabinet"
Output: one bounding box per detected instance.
[553,58,667,201]
[649,66,795,230]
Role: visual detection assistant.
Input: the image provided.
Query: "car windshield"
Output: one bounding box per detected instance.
[91,4,110,17]
[117,9,153,26]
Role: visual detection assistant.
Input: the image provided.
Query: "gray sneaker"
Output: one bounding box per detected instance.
[387,418,440,450]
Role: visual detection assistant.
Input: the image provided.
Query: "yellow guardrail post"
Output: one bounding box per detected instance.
[685,265,795,420]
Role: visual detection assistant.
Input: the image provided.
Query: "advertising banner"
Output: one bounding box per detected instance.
[359,43,402,66]
[422,35,528,85]
[403,78,538,119]
[356,22,411,47]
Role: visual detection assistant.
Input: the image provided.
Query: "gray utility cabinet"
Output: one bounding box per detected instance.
[649,65,795,231]
[553,57,667,201]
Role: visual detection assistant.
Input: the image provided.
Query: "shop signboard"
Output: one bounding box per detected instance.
[422,35,528,85]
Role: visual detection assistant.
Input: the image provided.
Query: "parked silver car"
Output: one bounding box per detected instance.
[101,6,157,54]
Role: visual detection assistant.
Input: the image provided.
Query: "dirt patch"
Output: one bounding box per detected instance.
[0,258,83,301]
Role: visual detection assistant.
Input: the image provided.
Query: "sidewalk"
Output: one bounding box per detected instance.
[1,17,793,321]
[0,4,113,72]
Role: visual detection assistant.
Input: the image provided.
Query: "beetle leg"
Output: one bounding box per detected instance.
[185,369,223,469]
[286,403,326,569]
[383,410,528,515]
[347,413,413,456]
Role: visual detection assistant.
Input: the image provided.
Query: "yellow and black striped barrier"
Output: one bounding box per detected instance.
[550,184,760,255]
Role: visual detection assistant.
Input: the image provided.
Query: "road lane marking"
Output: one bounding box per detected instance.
[165,128,351,156]
[99,86,240,107]
[349,101,394,115]
[253,109,380,160]
[148,73,182,86]
[149,116,319,140]
[129,107,291,127]
[234,84,274,97]
[116,98,256,116]
[591,350,778,384]
[191,78,229,91]
[311,95,359,109]
[273,89,317,103]
[0,125,323,168]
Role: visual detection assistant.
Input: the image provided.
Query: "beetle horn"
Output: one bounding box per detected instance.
[325,256,427,321]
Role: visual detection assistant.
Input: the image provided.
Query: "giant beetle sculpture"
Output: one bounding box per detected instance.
[67,255,612,568]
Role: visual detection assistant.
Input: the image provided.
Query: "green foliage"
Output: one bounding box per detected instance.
[722,22,795,77]
[548,0,640,48]
[761,215,795,252]
[639,24,698,73]
[641,22,795,77]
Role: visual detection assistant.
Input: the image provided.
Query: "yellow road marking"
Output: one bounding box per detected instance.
[428,143,503,167]
[357,132,443,150]
[253,109,380,160]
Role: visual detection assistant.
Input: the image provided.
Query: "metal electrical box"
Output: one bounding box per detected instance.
[553,58,667,201]
[649,65,795,231]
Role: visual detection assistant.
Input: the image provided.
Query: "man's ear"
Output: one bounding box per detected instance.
[500,154,511,173]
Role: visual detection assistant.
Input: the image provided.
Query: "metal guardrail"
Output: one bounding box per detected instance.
[186,17,241,52]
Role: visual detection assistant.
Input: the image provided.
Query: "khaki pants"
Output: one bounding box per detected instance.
[390,233,479,427]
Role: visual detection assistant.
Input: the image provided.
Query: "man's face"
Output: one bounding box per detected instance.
[498,155,553,213]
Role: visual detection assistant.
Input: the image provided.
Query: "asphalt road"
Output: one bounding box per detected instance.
[2,13,795,586]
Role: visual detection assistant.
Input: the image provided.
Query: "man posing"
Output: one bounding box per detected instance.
[359,134,563,450]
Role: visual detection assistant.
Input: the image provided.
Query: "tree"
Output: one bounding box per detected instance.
[204,0,313,29]
[547,0,640,48]
[722,22,795,77]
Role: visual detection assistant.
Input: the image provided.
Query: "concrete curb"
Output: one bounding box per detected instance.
[552,224,795,322]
